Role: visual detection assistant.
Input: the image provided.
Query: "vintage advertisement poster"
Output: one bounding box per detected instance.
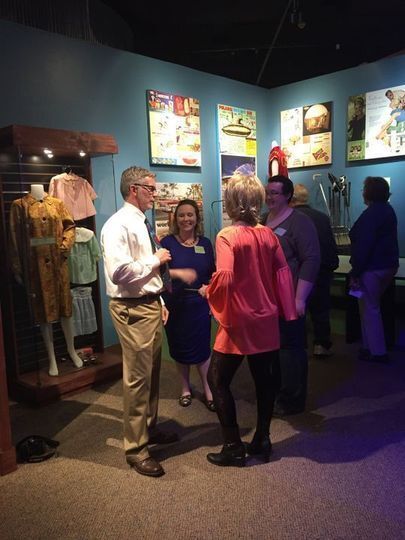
[217,104,257,156]
[217,104,257,226]
[220,155,256,227]
[281,102,333,168]
[347,84,405,161]
[147,90,201,166]
[154,182,203,238]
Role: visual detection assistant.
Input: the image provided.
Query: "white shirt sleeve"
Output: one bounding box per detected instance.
[102,221,160,285]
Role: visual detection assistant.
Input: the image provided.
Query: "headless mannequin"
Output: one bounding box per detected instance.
[29,184,83,376]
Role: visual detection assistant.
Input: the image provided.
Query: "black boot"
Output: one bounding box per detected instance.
[207,442,246,467]
[246,432,272,463]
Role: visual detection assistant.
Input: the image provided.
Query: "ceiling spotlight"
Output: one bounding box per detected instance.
[79,150,86,157]
[43,148,52,154]
[47,153,54,159]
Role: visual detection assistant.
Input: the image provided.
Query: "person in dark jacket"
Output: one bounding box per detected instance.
[262,176,320,416]
[349,177,399,363]
[291,184,339,357]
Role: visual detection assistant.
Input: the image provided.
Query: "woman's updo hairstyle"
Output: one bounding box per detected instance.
[224,174,265,226]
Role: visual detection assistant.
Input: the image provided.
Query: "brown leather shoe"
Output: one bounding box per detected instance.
[149,431,179,445]
[131,457,165,477]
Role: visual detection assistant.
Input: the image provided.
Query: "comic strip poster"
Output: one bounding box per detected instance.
[147,90,201,166]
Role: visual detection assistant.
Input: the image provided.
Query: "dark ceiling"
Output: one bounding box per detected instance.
[100,0,405,89]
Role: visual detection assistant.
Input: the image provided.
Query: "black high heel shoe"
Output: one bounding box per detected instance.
[245,434,272,463]
[207,442,246,467]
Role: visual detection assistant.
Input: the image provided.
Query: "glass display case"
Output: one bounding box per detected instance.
[0,125,121,403]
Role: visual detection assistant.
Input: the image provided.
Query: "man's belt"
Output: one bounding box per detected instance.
[111,294,161,303]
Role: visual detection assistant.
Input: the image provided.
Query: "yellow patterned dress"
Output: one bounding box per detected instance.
[9,194,76,323]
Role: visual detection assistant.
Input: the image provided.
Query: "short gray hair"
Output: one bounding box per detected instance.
[292,183,309,205]
[120,166,156,199]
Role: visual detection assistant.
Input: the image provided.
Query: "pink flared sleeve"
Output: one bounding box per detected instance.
[272,241,297,321]
[206,232,234,328]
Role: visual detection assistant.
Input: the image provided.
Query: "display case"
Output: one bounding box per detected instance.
[0,125,122,404]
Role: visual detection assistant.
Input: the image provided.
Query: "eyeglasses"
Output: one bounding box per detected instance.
[132,183,157,194]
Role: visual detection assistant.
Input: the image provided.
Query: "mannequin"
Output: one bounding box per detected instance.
[11,184,83,376]
[40,317,83,376]
[268,140,289,178]
[31,185,83,375]
[30,183,45,200]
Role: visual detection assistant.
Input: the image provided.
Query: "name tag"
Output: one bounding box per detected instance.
[274,227,287,237]
[30,236,56,247]
[194,245,205,254]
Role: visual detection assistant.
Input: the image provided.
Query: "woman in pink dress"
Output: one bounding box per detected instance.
[202,174,296,467]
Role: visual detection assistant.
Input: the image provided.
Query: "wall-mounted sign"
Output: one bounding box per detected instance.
[281,101,333,168]
[147,90,201,166]
[217,104,257,226]
[218,104,257,156]
[347,84,405,161]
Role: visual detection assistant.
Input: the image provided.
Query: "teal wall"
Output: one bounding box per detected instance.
[0,20,403,346]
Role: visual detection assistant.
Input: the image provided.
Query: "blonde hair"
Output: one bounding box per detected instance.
[224,174,265,225]
[292,183,309,205]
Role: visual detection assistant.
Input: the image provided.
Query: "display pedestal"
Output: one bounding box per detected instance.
[9,344,122,405]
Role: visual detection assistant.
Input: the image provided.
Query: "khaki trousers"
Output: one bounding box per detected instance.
[109,298,162,462]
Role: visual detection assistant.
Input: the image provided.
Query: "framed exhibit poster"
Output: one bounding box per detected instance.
[347,84,405,161]
[218,104,257,156]
[147,90,201,166]
[220,155,256,227]
[217,104,257,226]
[154,182,203,238]
[281,102,333,168]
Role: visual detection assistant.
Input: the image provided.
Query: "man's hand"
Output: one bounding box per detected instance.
[155,248,172,265]
[170,268,197,284]
[161,306,169,325]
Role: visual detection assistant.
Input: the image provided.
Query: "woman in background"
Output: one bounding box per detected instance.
[161,200,216,410]
[349,177,399,363]
[203,174,296,467]
[263,175,320,416]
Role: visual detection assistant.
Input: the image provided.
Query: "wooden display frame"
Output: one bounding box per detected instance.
[0,125,122,405]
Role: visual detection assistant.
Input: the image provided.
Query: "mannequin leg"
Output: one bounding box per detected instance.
[40,323,58,377]
[60,317,83,368]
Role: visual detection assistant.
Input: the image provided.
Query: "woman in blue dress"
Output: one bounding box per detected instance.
[161,199,216,411]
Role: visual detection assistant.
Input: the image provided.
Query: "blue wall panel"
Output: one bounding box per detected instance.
[0,20,403,346]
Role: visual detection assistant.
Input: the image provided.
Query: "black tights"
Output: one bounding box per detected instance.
[207,349,279,443]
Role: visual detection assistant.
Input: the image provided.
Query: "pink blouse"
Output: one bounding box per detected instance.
[49,173,97,221]
[207,224,296,355]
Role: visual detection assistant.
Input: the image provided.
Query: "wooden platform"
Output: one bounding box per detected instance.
[9,344,122,405]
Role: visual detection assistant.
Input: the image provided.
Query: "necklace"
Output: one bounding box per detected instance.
[177,235,197,247]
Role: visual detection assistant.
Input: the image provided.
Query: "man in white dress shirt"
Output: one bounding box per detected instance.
[101,166,195,477]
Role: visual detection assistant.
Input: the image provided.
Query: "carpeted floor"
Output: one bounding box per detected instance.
[1,320,405,540]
